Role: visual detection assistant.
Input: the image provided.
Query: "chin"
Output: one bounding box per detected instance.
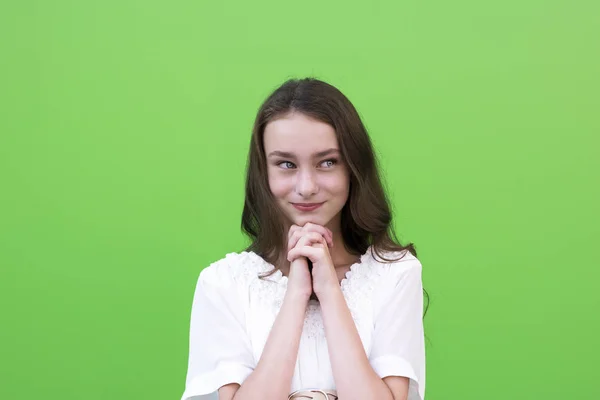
[294,214,332,227]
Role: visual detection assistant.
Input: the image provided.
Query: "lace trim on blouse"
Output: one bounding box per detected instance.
[223,246,387,339]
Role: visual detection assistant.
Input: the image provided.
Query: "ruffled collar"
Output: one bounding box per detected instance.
[241,245,374,290]
[229,245,382,338]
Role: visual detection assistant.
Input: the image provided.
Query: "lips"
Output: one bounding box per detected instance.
[292,202,324,211]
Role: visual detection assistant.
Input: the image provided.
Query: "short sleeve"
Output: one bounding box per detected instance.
[180,258,255,400]
[369,257,426,400]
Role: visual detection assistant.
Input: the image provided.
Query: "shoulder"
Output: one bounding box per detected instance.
[369,249,424,316]
[370,248,423,279]
[367,248,423,303]
[346,247,421,297]
[199,250,270,289]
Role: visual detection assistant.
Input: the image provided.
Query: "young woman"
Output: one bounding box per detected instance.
[181,78,428,400]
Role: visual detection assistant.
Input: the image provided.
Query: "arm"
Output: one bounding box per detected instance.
[181,256,309,400]
[228,229,326,400]
[318,287,404,400]
[226,290,309,400]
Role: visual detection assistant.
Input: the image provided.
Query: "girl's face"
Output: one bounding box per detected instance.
[264,112,350,232]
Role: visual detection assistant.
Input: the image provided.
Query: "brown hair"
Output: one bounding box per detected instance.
[240,77,429,318]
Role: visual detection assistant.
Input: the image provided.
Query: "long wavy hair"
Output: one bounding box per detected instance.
[240,77,429,319]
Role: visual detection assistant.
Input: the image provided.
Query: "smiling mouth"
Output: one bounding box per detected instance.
[291,202,324,211]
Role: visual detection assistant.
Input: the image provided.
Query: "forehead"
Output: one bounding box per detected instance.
[263,113,338,153]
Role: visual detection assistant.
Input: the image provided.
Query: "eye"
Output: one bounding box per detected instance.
[276,159,338,170]
[321,159,338,168]
[277,161,296,169]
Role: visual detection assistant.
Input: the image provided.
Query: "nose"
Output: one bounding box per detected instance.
[296,169,319,197]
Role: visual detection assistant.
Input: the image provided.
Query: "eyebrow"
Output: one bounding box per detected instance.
[267,148,340,159]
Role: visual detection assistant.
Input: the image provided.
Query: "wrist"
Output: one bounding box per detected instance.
[314,283,343,303]
[284,289,312,304]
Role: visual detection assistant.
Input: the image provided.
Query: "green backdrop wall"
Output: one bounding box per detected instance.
[1,1,598,399]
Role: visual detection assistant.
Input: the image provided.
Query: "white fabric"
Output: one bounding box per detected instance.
[180,246,426,400]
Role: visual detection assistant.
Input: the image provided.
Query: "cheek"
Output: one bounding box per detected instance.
[268,174,290,198]
[325,174,350,196]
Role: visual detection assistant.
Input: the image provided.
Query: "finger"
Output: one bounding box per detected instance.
[288,224,299,240]
[287,226,302,250]
[297,232,324,248]
[324,230,333,248]
[287,244,324,263]
[288,234,324,260]
[287,232,324,252]
[310,235,327,249]
[290,229,321,251]
[322,227,333,247]
[288,229,305,252]
[303,222,329,238]
[302,223,334,248]
[314,236,328,249]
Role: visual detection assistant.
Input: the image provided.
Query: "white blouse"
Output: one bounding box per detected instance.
[181,246,426,400]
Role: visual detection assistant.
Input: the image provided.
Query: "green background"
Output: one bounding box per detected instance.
[1,1,598,399]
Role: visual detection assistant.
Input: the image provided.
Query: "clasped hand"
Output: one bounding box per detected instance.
[286,222,339,300]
